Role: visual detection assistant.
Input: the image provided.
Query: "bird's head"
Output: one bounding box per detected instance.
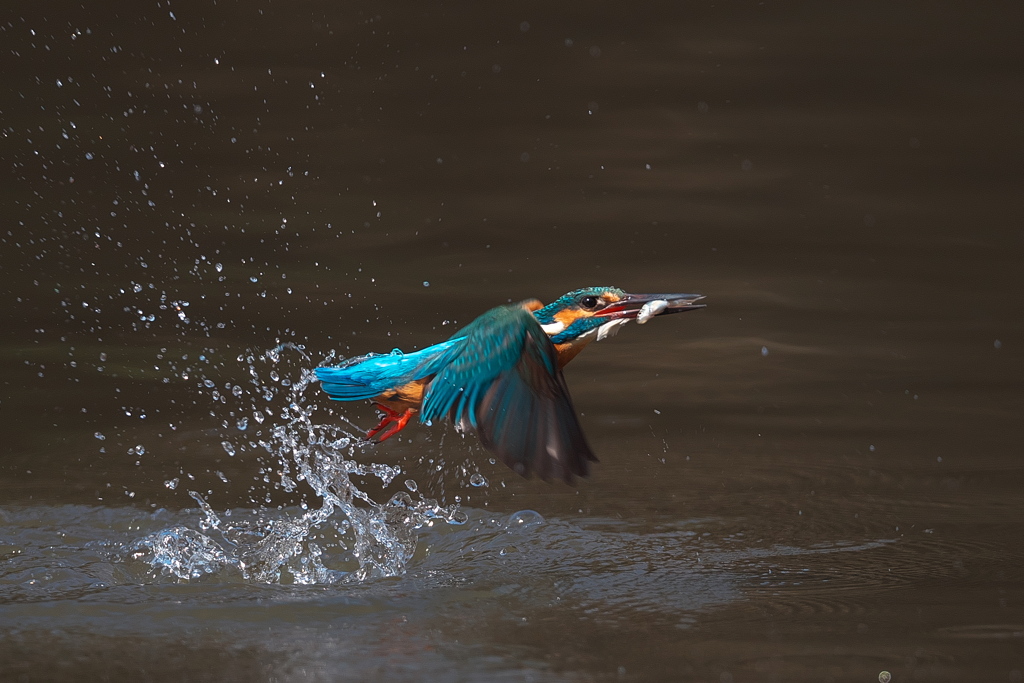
[533,286,706,346]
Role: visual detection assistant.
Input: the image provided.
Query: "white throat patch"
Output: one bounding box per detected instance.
[540,321,565,335]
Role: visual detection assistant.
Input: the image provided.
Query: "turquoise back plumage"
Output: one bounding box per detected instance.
[315,340,459,401]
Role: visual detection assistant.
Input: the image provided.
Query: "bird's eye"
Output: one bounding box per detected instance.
[579,296,599,309]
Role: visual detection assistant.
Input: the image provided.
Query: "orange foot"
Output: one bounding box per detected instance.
[367,404,415,442]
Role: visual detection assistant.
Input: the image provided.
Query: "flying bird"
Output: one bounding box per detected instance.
[316,287,705,482]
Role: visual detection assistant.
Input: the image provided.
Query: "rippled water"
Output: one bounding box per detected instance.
[2,0,1022,680]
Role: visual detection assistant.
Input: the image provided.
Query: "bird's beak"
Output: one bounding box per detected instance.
[596,292,706,322]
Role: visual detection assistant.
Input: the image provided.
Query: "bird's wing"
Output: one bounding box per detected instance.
[418,304,597,482]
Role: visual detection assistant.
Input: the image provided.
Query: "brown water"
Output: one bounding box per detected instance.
[2,1,1022,680]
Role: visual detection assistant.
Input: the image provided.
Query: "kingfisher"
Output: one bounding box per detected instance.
[316,287,705,483]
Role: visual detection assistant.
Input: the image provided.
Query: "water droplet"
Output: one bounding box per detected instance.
[404,479,418,492]
[469,473,488,487]
[164,478,179,490]
[761,346,769,356]
[221,441,235,456]
[94,432,106,440]
[879,672,892,683]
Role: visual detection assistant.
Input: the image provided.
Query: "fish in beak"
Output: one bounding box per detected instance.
[597,292,706,324]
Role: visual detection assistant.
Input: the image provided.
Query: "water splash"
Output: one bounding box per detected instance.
[125,344,467,584]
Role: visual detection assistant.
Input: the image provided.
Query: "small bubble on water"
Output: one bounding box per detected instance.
[422,281,430,287]
[507,509,544,529]
[878,672,892,683]
[761,346,769,356]
[869,444,875,452]
[469,473,488,487]
[404,479,418,492]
